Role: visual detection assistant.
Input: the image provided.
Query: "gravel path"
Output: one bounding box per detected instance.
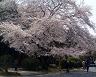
[28,67,96,77]
[36,71,96,77]
[8,67,96,77]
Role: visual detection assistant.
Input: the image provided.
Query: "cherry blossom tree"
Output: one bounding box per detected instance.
[0,0,19,21]
[0,0,95,56]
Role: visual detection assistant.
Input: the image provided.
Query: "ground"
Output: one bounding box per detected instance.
[36,71,96,77]
[2,67,96,77]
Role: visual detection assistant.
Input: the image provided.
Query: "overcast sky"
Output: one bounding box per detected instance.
[84,0,96,23]
[77,0,96,36]
[77,0,96,23]
[84,0,96,35]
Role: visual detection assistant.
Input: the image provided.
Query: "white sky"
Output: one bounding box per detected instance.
[77,0,96,36]
[77,0,96,22]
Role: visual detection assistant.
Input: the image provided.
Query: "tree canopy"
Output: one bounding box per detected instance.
[0,0,96,56]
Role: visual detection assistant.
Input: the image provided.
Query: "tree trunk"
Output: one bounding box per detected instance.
[5,66,8,72]
[5,68,8,72]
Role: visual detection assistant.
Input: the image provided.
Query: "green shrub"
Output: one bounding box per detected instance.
[21,57,41,71]
[60,56,82,69]
[0,55,13,72]
[68,56,82,68]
